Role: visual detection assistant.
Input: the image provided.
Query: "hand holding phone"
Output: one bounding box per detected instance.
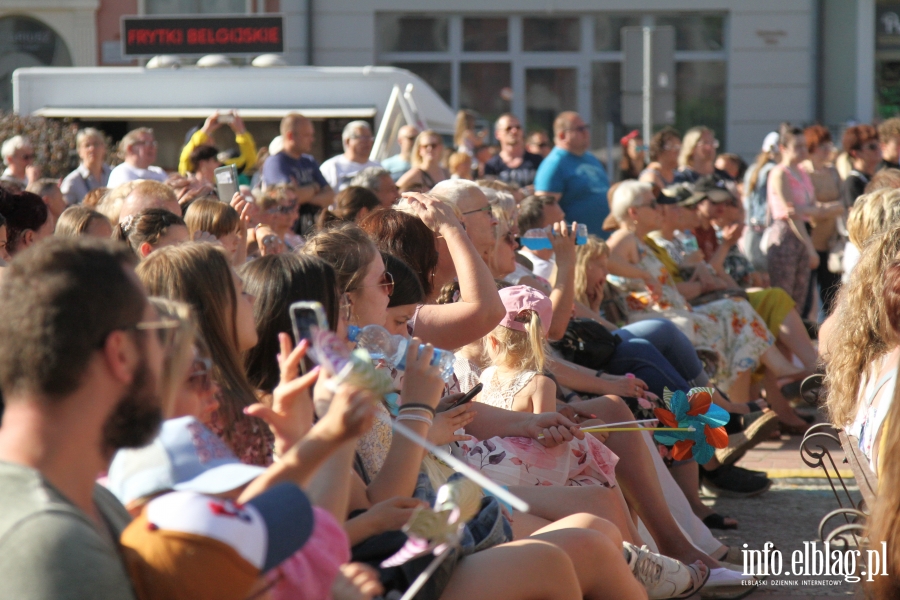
[445,383,482,411]
[289,301,330,373]
[214,164,239,203]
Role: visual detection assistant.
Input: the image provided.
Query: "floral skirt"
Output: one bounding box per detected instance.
[628,297,774,391]
[458,435,619,488]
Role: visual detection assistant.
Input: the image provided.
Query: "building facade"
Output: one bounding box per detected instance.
[0,0,887,159]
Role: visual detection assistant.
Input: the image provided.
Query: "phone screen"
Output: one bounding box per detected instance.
[289,302,329,373]
[214,164,238,203]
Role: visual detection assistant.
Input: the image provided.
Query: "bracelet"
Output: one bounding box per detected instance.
[396,413,434,426]
[595,370,605,378]
[563,391,580,403]
[398,403,436,417]
[398,406,435,416]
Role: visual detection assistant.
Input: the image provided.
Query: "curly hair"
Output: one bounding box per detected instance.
[825,225,900,427]
[846,189,900,249]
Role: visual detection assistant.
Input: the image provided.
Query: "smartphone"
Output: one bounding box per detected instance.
[446,383,483,411]
[218,113,234,124]
[289,301,329,373]
[214,164,239,203]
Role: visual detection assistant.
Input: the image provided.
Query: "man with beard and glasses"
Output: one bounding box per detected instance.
[0,237,168,600]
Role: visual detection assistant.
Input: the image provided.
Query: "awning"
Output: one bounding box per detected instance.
[30,107,377,120]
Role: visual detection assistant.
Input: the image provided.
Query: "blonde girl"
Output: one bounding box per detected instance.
[479,285,556,414]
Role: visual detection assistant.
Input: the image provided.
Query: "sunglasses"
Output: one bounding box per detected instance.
[99,318,181,349]
[349,271,394,297]
[536,142,551,149]
[187,357,214,392]
[863,142,880,151]
[501,231,518,247]
[20,153,35,160]
[566,125,590,133]
[266,202,298,214]
[505,125,522,132]
[635,200,658,210]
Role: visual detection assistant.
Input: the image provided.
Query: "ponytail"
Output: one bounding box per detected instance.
[525,310,547,373]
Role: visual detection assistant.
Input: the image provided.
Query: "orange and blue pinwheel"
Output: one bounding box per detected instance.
[653,387,729,464]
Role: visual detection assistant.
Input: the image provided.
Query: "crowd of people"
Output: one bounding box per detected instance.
[2,104,900,599]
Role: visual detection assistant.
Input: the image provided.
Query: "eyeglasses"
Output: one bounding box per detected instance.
[505,125,522,132]
[863,142,880,151]
[536,142,551,149]
[664,143,682,151]
[134,140,158,148]
[462,205,492,216]
[501,231,518,247]
[566,125,590,134]
[266,202,298,214]
[20,153,35,160]
[699,139,720,149]
[421,142,442,150]
[349,271,394,297]
[350,135,373,142]
[187,357,214,392]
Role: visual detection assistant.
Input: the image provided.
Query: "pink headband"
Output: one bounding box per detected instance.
[498,285,552,337]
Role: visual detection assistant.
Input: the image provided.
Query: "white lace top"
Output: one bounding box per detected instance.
[478,366,540,411]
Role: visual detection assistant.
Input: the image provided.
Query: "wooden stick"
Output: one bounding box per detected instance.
[538,425,694,439]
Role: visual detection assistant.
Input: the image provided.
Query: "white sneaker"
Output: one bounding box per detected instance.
[623,542,709,599]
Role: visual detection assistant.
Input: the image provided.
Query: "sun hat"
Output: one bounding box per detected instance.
[107,416,266,507]
[498,285,552,337]
[121,483,314,600]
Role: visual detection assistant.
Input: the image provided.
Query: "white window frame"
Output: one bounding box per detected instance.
[378,14,727,127]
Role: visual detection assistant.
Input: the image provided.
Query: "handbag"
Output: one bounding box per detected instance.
[550,318,621,370]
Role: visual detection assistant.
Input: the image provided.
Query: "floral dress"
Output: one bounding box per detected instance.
[607,238,774,390]
[456,366,620,488]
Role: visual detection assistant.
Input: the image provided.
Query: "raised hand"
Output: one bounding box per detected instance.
[244,335,320,454]
[400,192,464,235]
[399,337,444,410]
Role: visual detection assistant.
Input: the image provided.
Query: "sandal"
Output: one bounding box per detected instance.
[703,513,738,530]
[624,542,710,599]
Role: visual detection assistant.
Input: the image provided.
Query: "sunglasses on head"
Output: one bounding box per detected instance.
[187,357,214,392]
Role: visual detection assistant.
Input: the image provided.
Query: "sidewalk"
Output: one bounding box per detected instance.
[696,411,862,598]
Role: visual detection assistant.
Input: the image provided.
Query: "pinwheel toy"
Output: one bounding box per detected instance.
[653,387,729,464]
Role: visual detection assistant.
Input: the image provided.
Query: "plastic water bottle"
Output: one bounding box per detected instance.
[347,324,455,383]
[520,228,553,250]
[520,224,589,250]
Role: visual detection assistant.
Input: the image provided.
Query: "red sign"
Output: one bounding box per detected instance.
[122,15,284,56]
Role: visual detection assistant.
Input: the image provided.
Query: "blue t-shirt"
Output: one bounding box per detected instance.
[380,154,411,181]
[261,151,328,188]
[533,147,610,236]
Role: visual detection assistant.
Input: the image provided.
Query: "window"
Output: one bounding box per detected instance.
[390,62,452,105]
[675,61,726,139]
[378,15,449,53]
[460,63,511,122]
[0,16,72,111]
[523,18,581,52]
[526,68,577,135]
[656,14,725,51]
[377,13,727,150]
[594,14,642,51]
[463,18,508,52]
[145,0,245,14]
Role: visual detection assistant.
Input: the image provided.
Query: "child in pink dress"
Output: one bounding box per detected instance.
[461,285,619,487]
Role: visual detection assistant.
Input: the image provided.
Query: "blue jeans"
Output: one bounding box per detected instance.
[605,319,705,397]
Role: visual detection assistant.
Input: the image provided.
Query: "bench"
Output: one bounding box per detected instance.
[800,425,873,547]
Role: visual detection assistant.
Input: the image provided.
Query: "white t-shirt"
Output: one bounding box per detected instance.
[519,248,556,281]
[319,155,380,191]
[107,163,168,188]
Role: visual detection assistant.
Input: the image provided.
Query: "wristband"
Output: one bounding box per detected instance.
[563,391,580,403]
[399,406,435,417]
[398,402,436,417]
[396,413,434,426]
[595,370,605,378]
